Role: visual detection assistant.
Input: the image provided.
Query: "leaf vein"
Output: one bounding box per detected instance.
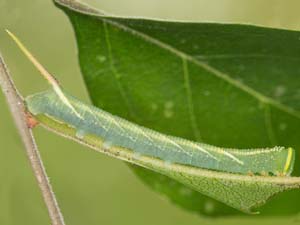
[182,57,202,141]
[103,21,137,120]
[264,104,277,146]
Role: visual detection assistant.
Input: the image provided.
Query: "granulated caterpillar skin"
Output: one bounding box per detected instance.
[25,89,295,176]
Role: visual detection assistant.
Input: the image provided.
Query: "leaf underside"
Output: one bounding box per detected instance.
[54,0,300,216]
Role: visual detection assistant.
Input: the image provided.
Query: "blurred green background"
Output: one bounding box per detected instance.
[1,0,300,224]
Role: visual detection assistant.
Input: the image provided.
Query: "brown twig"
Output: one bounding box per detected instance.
[0,53,66,225]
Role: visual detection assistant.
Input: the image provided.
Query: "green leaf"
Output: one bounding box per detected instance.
[54,0,300,216]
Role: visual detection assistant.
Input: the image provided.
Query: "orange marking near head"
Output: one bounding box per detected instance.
[26,112,39,129]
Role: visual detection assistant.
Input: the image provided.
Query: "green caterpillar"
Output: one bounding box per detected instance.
[25,89,295,176]
[7,29,295,177]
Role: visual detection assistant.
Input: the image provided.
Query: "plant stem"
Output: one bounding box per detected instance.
[0,53,66,225]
